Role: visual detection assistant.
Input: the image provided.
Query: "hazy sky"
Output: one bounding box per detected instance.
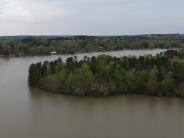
[0,0,183,36]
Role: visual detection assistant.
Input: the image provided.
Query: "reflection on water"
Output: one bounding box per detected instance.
[0,50,184,138]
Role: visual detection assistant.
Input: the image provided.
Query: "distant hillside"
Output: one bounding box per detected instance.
[0,34,183,39]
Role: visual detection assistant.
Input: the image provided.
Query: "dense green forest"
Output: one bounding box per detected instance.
[28,49,184,97]
[1,34,184,57]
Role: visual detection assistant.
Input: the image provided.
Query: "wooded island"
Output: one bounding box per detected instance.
[28,49,184,97]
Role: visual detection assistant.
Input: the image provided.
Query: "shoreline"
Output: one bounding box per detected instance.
[0,48,174,59]
[34,85,183,98]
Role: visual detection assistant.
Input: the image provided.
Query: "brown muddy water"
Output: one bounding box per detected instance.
[0,49,184,138]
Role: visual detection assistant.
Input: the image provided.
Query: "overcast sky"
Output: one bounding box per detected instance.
[0,0,184,36]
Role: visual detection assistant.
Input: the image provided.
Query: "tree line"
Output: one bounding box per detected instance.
[1,34,184,57]
[28,49,184,97]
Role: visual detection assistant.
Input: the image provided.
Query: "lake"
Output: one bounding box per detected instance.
[0,49,184,138]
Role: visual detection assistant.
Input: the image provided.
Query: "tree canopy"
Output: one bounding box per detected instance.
[28,49,184,97]
[1,34,184,57]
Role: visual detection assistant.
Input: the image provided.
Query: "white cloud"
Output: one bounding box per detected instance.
[0,0,72,23]
[0,0,184,35]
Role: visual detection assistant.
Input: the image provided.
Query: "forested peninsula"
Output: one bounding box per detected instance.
[1,34,184,57]
[28,49,184,97]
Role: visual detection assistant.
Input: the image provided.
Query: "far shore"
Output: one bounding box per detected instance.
[0,48,176,59]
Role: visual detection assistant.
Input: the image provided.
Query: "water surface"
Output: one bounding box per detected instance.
[0,49,184,138]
